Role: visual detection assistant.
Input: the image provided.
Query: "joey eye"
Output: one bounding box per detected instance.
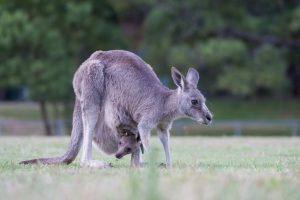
[119,142,122,145]
[191,99,199,105]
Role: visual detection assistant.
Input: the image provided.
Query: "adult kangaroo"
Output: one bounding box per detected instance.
[20,50,212,168]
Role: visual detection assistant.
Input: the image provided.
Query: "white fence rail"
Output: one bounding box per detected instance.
[213,119,299,136]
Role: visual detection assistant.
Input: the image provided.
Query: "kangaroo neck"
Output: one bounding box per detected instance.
[160,88,181,122]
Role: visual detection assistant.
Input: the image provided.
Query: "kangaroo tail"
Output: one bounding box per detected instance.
[20,99,83,165]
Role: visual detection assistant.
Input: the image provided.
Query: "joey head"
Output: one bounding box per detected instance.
[115,130,142,159]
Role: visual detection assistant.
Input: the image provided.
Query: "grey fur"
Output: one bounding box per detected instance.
[20,50,212,168]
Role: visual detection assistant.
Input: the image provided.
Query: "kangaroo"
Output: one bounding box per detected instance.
[20,50,212,168]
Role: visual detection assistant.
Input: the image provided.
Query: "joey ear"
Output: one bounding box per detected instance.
[186,68,199,86]
[171,67,185,89]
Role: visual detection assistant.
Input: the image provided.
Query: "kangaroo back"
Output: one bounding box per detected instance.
[19,99,83,165]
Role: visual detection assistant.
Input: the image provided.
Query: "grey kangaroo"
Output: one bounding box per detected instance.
[20,50,212,168]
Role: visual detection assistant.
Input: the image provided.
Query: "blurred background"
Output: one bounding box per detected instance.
[0,0,299,137]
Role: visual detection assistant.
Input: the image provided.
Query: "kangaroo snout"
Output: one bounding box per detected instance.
[204,112,213,124]
[115,146,132,159]
[115,153,124,159]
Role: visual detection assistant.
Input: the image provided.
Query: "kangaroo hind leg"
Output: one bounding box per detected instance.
[79,61,110,168]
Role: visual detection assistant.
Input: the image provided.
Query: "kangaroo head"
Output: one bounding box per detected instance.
[115,132,141,159]
[171,67,213,125]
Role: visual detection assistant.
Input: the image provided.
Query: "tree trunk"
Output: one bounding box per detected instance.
[287,64,300,97]
[39,100,53,136]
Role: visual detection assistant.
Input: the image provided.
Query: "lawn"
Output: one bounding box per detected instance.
[1,136,300,200]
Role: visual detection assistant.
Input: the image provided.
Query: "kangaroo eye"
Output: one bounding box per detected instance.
[191,99,198,105]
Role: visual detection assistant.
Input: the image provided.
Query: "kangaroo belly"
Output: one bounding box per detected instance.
[94,92,137,155]
[93,120,119,155]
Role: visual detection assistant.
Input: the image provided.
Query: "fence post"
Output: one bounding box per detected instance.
[234,122,242,136]
[291,121,298,137]
[53,119,64,136]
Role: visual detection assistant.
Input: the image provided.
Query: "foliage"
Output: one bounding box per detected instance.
[216,44,287,96]
[0,0,126,134]
[0,0,299,107]
[0,0,125,102]
[141,0,300,97]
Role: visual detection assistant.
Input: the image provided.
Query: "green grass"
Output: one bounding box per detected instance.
[1,136,300,200]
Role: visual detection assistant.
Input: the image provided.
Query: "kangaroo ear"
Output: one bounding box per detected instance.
[186,68,199,86]
[171,67,185,89]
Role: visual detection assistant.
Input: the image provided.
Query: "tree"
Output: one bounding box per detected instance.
[140,0,300,97]
[0,0,125,135]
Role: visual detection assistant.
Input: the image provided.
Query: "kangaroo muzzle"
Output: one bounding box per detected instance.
[204,112,213,124]
[202,103,213,124]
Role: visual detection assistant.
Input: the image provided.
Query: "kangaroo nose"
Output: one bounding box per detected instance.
[205,114,212,122]
[115,153,122,159]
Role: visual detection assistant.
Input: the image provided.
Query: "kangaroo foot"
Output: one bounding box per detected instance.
[81,160,112,168]
[159,162,172,168]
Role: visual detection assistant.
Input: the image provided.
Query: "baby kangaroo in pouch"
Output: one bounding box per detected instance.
[115,130,144,167]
